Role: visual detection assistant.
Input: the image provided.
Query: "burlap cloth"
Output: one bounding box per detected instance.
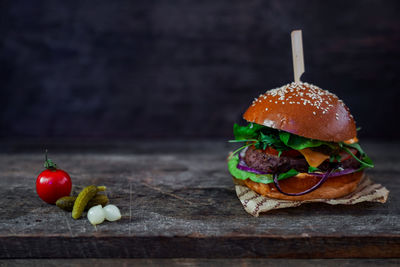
[235,176,389,217]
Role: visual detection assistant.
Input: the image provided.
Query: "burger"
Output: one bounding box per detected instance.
[228,82,374,201]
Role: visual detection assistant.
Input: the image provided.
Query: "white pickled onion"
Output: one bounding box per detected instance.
[87,205,105,225]
[103,204,121,222]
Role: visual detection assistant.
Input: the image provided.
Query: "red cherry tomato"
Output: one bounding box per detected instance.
[36,169,72,204]
[35,151,72,204]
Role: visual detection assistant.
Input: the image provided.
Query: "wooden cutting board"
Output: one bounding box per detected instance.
[0,141,398,258]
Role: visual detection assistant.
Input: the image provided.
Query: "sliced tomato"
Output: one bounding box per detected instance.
[337,148,358,162]
[263,146,302,157]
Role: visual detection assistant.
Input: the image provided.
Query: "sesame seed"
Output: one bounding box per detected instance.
[257,82,343,114]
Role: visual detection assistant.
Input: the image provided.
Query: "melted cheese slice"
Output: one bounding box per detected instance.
[298,148,330,168]
[344,137,358,144]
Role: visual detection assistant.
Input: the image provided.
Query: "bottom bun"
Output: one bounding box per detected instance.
[233,171,363,201]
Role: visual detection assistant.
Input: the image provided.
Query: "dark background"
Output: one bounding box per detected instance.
[0,0,399,141]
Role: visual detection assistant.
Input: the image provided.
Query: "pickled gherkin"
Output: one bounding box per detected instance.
[56,194,109,212]
[56,196,75,211]
[72,185,106,219]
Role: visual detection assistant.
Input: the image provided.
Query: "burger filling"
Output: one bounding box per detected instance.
[228,122,374,194]
[244,145,361,174]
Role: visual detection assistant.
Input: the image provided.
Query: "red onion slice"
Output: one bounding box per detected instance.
[236,163,270,175]
[272,169,335,196]
[309,168,358,178]
[237,153,270,174]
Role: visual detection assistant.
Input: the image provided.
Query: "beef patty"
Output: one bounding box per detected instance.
[244,145,361,174]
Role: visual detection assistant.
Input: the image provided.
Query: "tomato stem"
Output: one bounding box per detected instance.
[44,149,58,170]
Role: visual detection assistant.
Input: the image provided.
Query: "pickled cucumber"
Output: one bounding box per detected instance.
[56,196,76,211]
[56,194,109,212]
[87,194,109,210]
[72,185,106,219]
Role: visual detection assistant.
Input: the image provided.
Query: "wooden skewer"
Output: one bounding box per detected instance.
[291,30,305,83]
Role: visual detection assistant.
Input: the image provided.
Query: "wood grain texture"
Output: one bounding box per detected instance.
[0,141,399,258]
[1,259,400,267]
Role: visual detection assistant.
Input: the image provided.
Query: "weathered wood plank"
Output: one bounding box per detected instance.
[1,236,399,258]
[1,258,399,267]
[0,141,399,258]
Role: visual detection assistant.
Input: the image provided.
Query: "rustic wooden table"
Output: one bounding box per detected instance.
[0,140,399,260]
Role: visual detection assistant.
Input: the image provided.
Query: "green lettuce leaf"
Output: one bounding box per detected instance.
[278,169,299,180]
[308,166,320,173]
[233,123,263,140]
[340,143,374,168]
[227,154,298,184]
[278,131,335,150]
[343,142,365,155]
[255,132,288,151]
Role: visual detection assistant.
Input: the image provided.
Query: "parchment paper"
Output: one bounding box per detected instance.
[235,176,389,217]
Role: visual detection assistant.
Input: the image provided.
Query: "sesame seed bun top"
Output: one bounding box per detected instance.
[243,82,357,142]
